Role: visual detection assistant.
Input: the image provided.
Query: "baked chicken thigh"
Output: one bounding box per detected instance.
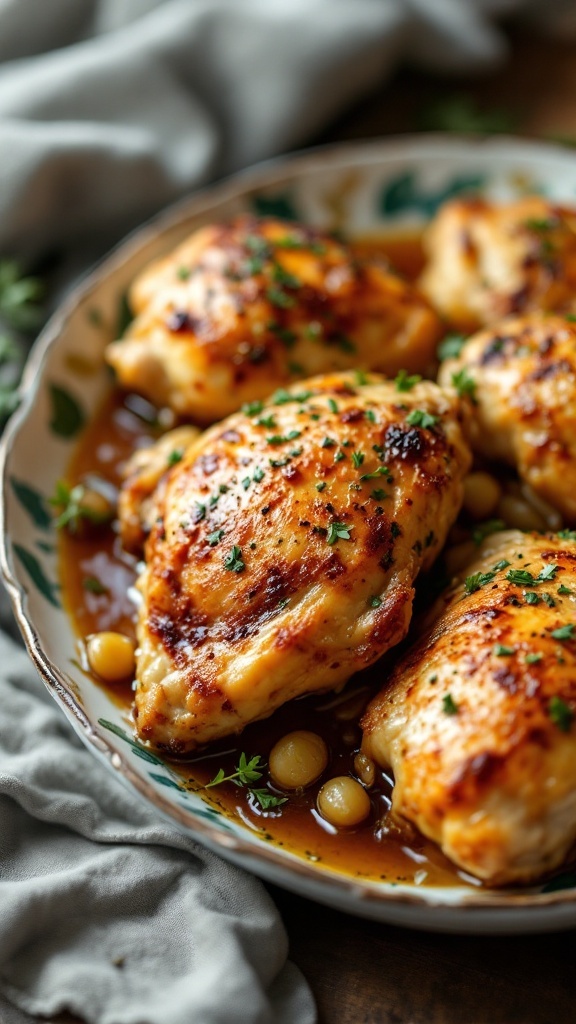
[126,371,471,753]
[421,196,576,330]
[362,529,576,885]
[106,216,441,424]
[438,313,576,522]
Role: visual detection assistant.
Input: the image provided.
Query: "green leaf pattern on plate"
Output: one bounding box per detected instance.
[48,383,85,438]
[10,476,52,530]
[380,170,486,218]
[250,190,298,221]
[13,543,60,608]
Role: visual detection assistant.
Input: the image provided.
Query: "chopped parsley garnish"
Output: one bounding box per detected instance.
[327,398,338,413]
[451,368,477,400]
[176,266,191,280]
[371,488,387,500]
[550,623,575,641]
[507,564,559,587]
[406,409,438,429]
[224,545,245,573]
[394,369,422,392]
[354,370,368,385]
[334,450,346,463]
[242,400,264,416]
[242,477,251,490]
[208,529,225,546]
[525,652,543,664]
[558,584,572,595]
[352,451,365,468]
[365,409,376,423]
[548,696,574,733]
[360,466,392,482]
[558,529,576,541]
[494,644,515,657]
[542,593,556,608]
[437,333,466,361]
[493,559,511,571]
[266,286,295,309]
[524,591,540,605]
[256,414,276,428]
[272,388,313,405]
[321,436,336,449]
[192,502,206,523]
[253,466,265,483]
[266,430,301,445]
[315,481,326,492]
[167,448,184,466]
[326,522,353,545]
[82,577,108,595]
[268,322,297,347]
[442,693,459,715]
[369,596,382,608]
[464,570,496,594]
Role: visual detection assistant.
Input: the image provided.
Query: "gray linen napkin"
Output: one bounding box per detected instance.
[1,2,575,1023]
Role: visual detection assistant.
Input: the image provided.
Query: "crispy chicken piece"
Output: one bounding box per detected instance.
[362,529,576,886]
[420,196,576,331]
[106,217,442,424]
[127,371,471,753]
[438,313,576,522]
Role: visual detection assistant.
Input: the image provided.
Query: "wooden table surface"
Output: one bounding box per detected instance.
[42,26,576,1024]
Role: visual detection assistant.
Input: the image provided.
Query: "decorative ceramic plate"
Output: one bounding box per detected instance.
[3,135,576,934]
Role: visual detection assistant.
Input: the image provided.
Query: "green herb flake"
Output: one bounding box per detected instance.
[208,530,224,546]
[224,545,245,573]
[326,522,353,545]
[82,577,108,595]
[558,584,572,595]
[321,436,336,449]
[327,398,338,414]
[205,752,265,789]
[493,559,511,571]
[315,482,326,492]
[369,596,382,608]
[351,451,365,469]
[242,400,264,416]
[548,696,574,733]
[524,591,540,605]
[167,448,184,467]
[525,652,543,665]
[550,623,575,641]
[464,570,496,594]
[437,333,466,361]
[406,409,438,429]
[334,450,346,463]
[442,693,459,716]
[253,467,265,483]
[451,368,477,401]
[256,414,276,428]
[371,488,387,500]
[176,266,191,281]
[494,644,515,657]
[250,789,288,810]
[395,369,422,392]
[360,466,392,482]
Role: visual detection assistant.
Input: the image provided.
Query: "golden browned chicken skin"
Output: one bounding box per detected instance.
[420,196,576,331]
[126,371,471,753]
[106,216,442,424]
[438,313,576,522]
[362,529,576,886]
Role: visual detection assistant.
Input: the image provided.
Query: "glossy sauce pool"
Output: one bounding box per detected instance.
[59,233,479,890]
